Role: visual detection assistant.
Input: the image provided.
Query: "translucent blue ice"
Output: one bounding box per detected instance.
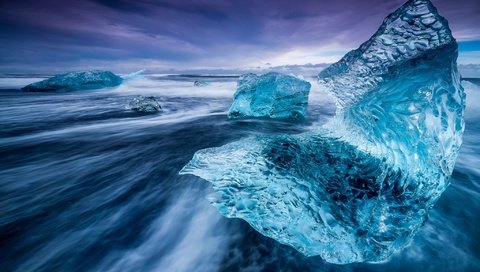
[228,72,311,120]
[22,70,123,92]
[180,0,465,264]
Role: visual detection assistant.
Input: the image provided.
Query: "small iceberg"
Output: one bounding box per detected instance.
[21,70,143,92]
[228,72,311,120]
[128,96,162,113]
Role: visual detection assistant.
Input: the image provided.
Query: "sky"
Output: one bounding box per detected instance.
[0,0,479,74]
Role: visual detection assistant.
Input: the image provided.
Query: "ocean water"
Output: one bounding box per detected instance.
[0,75,478,272]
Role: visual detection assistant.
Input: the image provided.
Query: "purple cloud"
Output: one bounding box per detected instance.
[0,0,479,73]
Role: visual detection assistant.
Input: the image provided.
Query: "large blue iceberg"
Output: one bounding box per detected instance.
[228,72,311,120]
[21,70,127,92]
[180,0,465,264]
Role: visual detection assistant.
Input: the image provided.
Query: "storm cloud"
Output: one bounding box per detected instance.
[0,0,479,73]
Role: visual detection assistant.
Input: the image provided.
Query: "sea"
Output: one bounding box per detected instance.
[0,74,479,272]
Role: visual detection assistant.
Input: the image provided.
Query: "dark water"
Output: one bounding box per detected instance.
[0,77,479,271]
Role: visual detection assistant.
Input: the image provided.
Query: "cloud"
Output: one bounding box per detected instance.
[458,64,480,78]
[0,0,479,73]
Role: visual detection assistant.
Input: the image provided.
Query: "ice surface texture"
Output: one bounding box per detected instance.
[22,70,123,92]
[128,96,162,113]
[228,72,311,120]
[180,0,465,264]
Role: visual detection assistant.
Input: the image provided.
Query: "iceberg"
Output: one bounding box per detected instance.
[180,0,465,264]
[128,96,162,113]
[22,70,124,92]
[228,72,311,120]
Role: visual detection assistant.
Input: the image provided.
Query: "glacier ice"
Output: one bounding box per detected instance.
[128,96,162,113]
[180,0,465,264]
[22,70,123,92]
[228,72,311,120]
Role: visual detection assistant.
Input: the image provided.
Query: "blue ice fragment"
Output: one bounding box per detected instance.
[128,96,162,113]
[180,0,465,264]
[228,72,311,120]
[21,70,123,92]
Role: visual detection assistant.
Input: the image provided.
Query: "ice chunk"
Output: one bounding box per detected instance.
[228,72,311,120]
[318,0,454,110]
[194,80,208,87]
[128,96,162,113]
[180,0,465,264]
[21,70,123,92]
